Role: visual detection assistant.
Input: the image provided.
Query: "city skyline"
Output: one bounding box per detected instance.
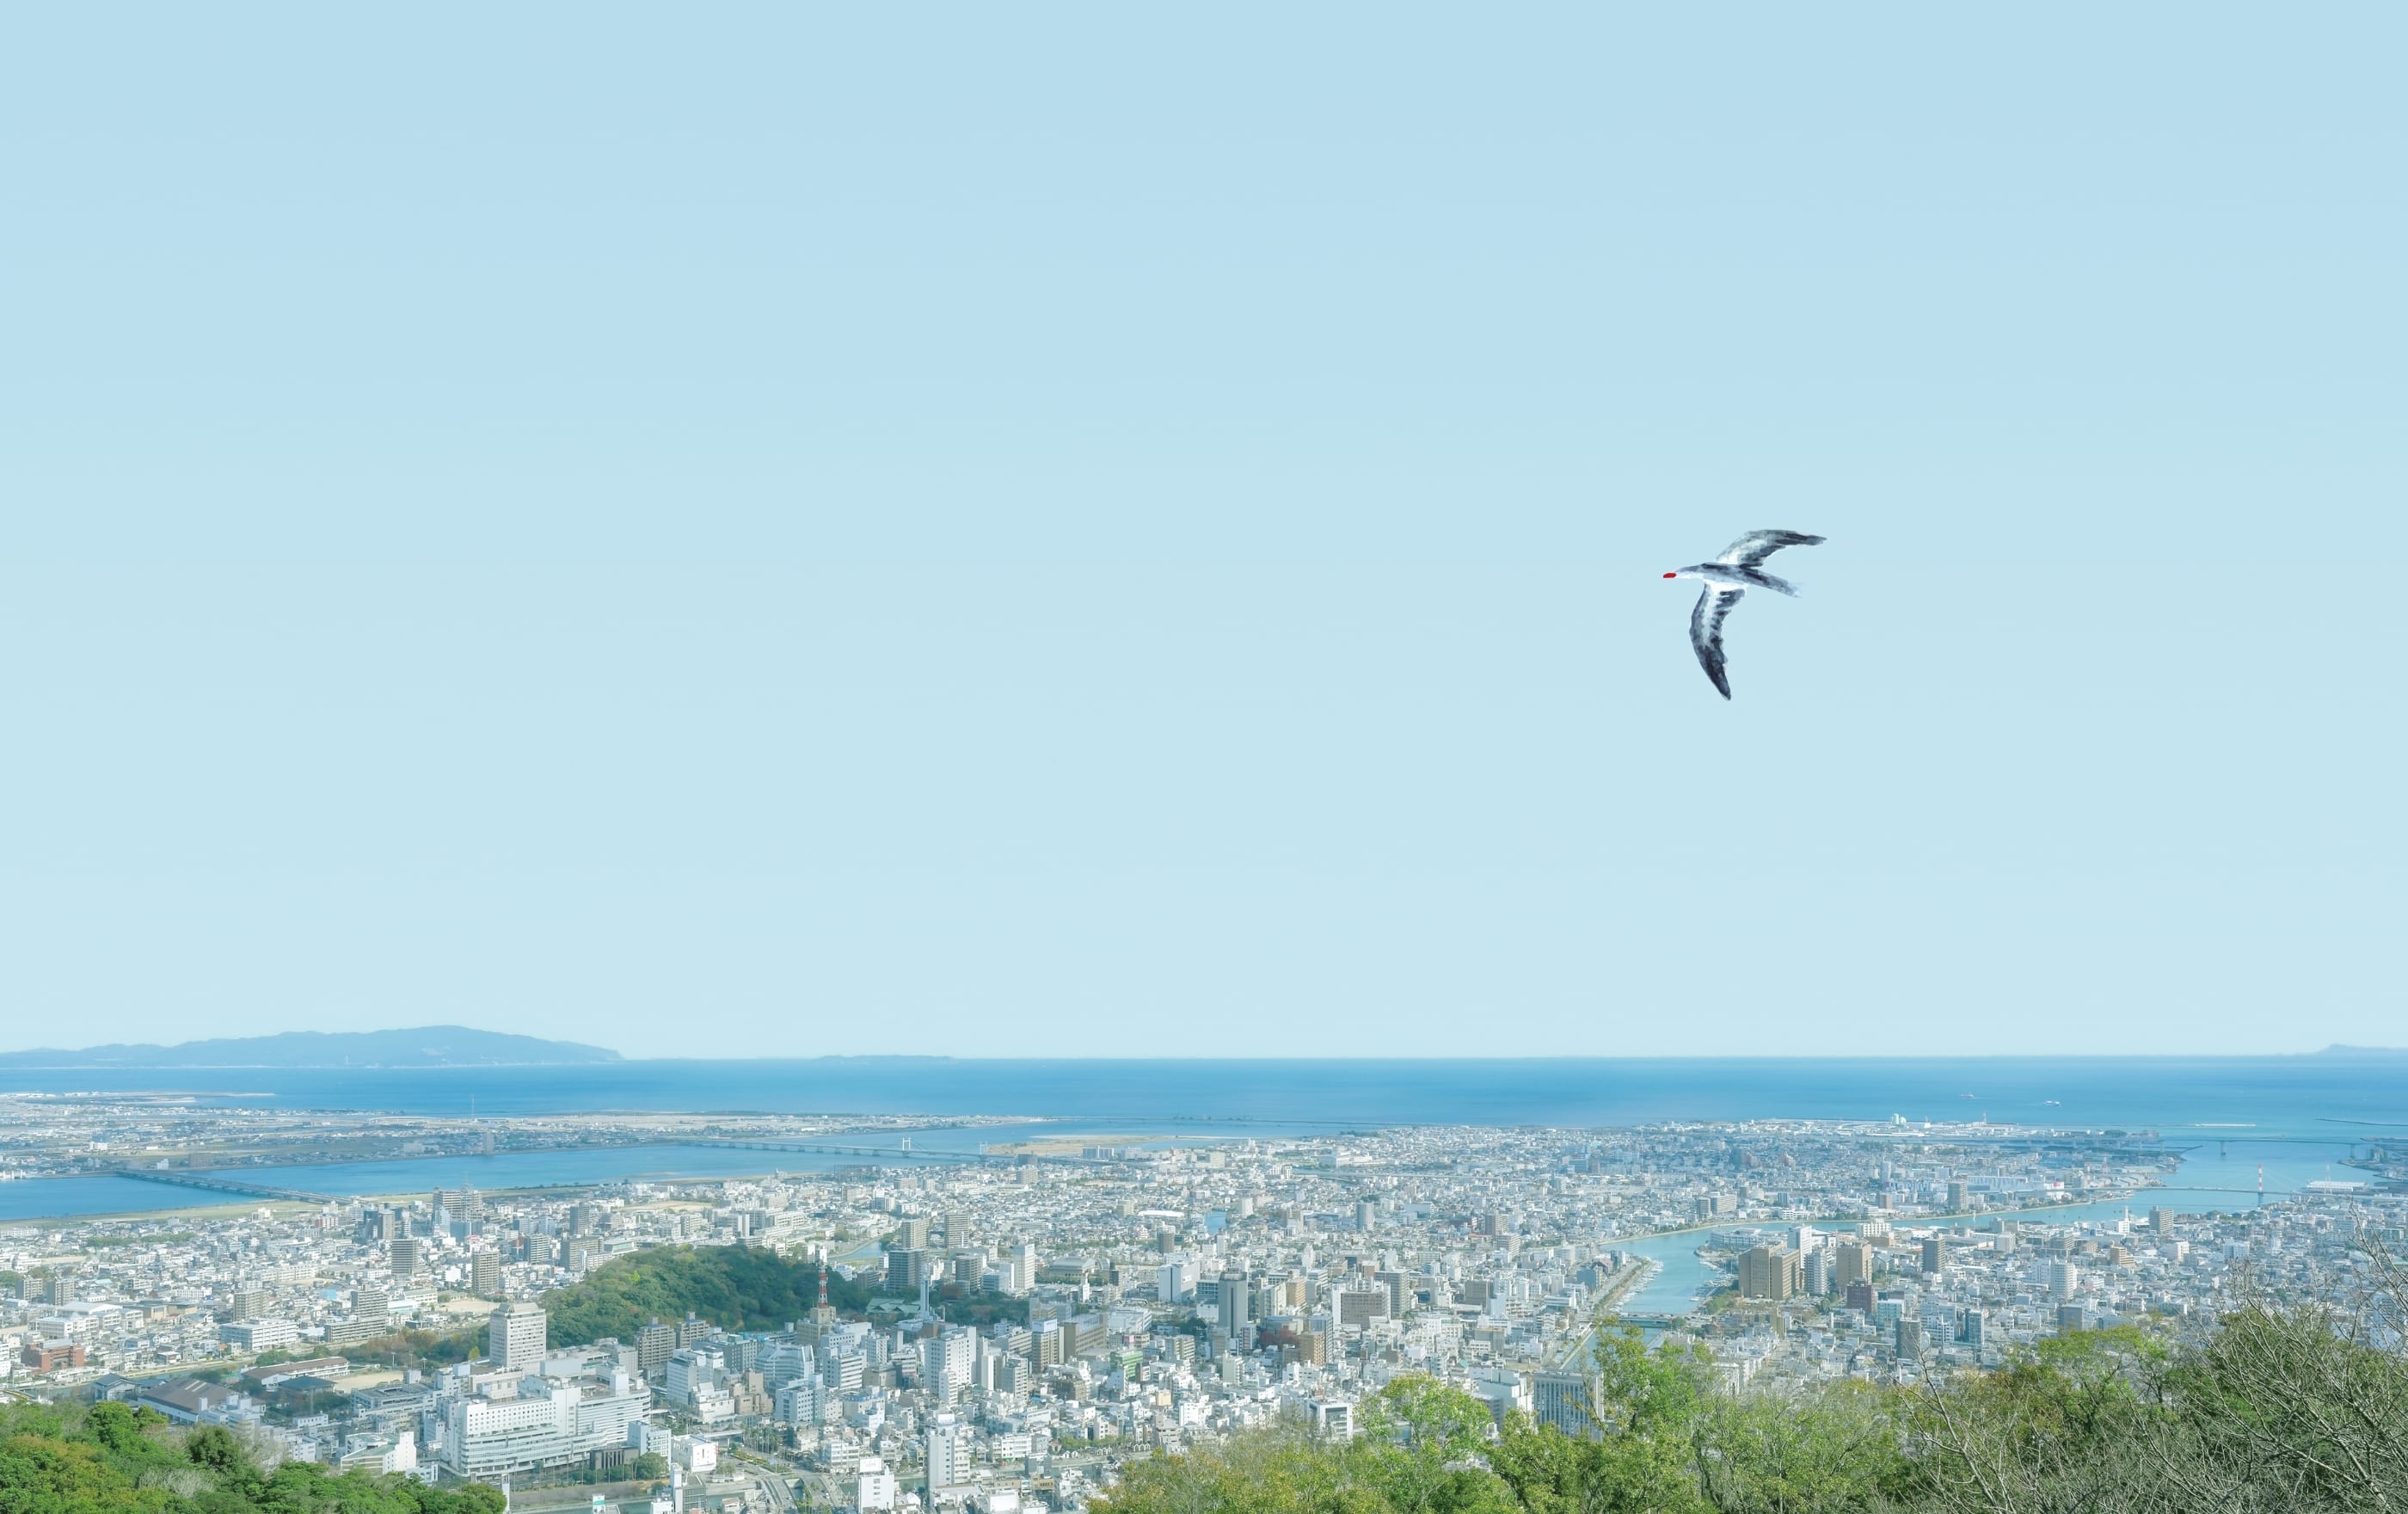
[9,1087,2394,1498]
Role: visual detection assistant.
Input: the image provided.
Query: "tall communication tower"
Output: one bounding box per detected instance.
[810,1244,838,1325]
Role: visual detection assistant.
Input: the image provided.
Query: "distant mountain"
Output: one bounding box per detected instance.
[0,1025,622,1068]
[2311,1044,2408,1057]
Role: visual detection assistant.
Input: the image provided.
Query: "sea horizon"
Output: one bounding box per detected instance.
[7,1054,2404,1131]
[5,1043,2403,1067]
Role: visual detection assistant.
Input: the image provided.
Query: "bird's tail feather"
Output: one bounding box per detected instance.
[1739,568,1798,595]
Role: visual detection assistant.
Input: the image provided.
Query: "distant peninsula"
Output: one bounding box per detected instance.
[0,1025,623,1068]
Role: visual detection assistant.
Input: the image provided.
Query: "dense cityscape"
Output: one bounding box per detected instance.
[5,1092,2400,1514]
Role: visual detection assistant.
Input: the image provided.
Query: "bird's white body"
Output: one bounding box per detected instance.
[1665,565,1777,592]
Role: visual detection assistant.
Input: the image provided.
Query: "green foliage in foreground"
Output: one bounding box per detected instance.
[0,1400,502,1514]
[541,1244,870,1345]
[1098,1292,2408,1514]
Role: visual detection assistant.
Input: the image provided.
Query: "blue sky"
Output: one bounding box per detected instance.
[2,7,2400,1056]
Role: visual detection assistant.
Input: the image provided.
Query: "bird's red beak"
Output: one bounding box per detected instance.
[1662,572,1677,579]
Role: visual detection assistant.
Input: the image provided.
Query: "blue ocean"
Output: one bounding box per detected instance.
[3,1057,2399,1224]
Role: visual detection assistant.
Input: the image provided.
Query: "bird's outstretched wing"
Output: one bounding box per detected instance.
[1690,585,1742,699]
[1717,530,1825,568]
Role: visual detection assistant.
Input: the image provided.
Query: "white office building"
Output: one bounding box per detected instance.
[443,1379,649,1480]
[924,1328,976,1397]
[665,1347,723,1404]
[2048,1259,2080,1300]
[445,1388,580,1480]
[218,1319,300,1351]
[776,1377,826,1425]
[823,1351,867,1391]
[488,1302,547,1373]
[927,1412,970,1499]
[1157,1260,1191,1302]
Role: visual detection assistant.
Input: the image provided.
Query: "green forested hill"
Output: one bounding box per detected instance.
[542,1245,869,1344]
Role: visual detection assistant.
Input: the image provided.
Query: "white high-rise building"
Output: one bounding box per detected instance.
[939,1328,975,1392]
[757,1339,816,1389]
[2048,1260,2080,1300]
[918,1336,955,1405]
[776,1378,825,1425]
[916,1326,975,1404]
[489,1302,547,1372]
[666,1346,734,1419]
[823,1351,867,1391]
[926,1413,969,1499]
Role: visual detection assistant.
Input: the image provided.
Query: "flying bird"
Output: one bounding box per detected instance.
[1662,530,1826,699]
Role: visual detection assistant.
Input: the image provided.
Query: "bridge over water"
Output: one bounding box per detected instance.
[114,1169,333,1203]
[683,1137,1115,1167]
